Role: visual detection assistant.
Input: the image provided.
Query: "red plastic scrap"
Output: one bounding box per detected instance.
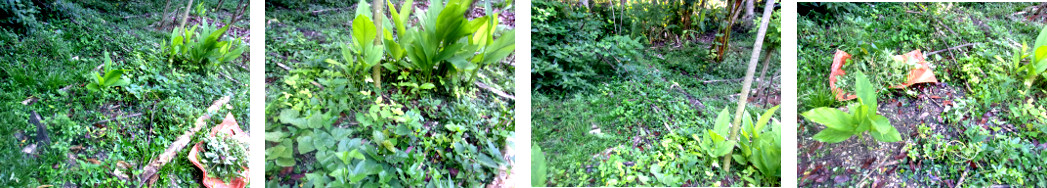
[829,50,858,101]
[828,49,940,101]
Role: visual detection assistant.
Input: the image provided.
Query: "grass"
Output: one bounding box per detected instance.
[0,0,249,187]
[263,0,516,187]
[798,2,1047,187]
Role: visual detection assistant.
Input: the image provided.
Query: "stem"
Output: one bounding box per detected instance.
[722,0,775,174]
[372,0,385,90]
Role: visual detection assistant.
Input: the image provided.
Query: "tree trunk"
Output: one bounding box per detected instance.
[753,48,775,98]
[722,0,775,173]
[743,0,755,22]
[372,0,385,90]
[160,0,173,29]
[178,0,195,30]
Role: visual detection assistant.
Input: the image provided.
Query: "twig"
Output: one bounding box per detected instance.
[955,166,969,188]
[925,43,981,57]
[475,81,514,100]
[138,96,231,187]
[276,62,292,71]
[218,68,243,85]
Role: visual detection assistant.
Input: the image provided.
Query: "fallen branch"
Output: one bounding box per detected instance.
[925,43,981,57]
[138,96,231,187]
[475,81,514,100]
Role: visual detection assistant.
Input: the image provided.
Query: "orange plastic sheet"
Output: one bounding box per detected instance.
[829,49,939,101]
[188,113,249,188]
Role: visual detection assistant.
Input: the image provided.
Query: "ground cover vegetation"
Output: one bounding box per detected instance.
[0,0,250,187]
[531,0,781,186]
[798,2,1047,187]
[264,0,516,187]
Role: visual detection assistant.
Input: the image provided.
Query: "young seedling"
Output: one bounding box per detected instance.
[86,51,130,92]
[802,72,902,143]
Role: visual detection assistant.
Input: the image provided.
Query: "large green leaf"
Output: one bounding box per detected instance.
[1034,25,1047,61]
[297,135,316,153]
[801,107,853,132]
[812,128,854,143]
[854,72,876,109]
[868,115,902,142]
[531,144,547,186]
[753,105,781,138]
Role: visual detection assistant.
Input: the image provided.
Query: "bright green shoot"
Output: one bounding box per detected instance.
[802,72,901,143]
[86,51,130,92]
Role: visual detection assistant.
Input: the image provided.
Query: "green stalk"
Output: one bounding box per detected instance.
[372,0,385,90]
[723,0,775,173]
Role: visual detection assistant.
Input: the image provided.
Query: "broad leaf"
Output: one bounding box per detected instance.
[801,107,853,131]
[812,128,854,143]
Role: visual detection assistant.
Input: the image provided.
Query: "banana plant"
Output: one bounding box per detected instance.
[802,72,902,143]
[86,51,130,92]
[1018,25,1047,96]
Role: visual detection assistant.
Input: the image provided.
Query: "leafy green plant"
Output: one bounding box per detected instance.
[198,134,247,182]
[802,72,902,143]
[740,105,781,180]
[1017,25,1047,95]
[86,51,130,92]
[161,20,246,70]
[331,0,515,89]
[699,106,738,158]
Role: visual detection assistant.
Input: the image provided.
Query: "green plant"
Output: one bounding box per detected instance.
[1017,25,1047,95]
[86,51,130,92]
[161,20,246,70]
[699,106,737,158]
[198,134,247,182]
[802,72,902,143]
[741,105,781,180]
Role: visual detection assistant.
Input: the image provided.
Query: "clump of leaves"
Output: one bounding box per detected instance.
[802,72,902,143]
[86,51,130,92]
[199,134,247,182]
[161,20,246,71]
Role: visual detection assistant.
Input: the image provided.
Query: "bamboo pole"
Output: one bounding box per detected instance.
[721,0,775,173]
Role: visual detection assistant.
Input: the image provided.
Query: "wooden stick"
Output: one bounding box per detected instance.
[138,96,230,187]
[475,81,515,100]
